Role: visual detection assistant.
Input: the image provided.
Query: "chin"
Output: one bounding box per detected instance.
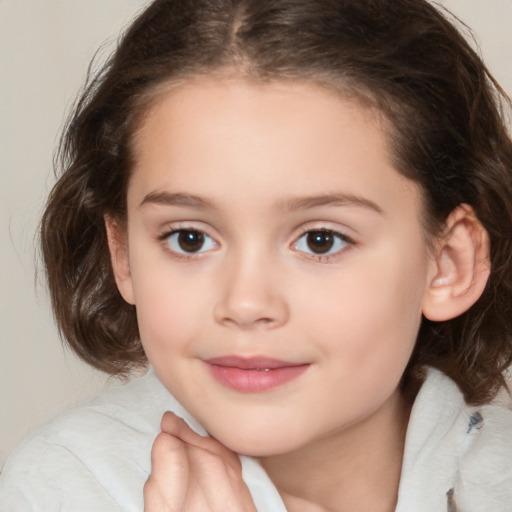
[210,425,303,458]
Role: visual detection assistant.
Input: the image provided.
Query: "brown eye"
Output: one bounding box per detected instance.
[306,231,335,254]
[294,229,350,258]
[166,229,216,254]
[178,230,204,252]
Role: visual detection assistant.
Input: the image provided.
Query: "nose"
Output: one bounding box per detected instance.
[213,252,289,330]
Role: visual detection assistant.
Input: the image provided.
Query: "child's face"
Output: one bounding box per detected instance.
[114,78,437,456]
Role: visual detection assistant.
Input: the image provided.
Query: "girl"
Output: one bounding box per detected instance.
[1,0,512,510]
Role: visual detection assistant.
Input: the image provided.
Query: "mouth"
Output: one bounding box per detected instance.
[204,356,310,393]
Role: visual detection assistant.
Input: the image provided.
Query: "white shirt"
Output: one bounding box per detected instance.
[1,368,511,511]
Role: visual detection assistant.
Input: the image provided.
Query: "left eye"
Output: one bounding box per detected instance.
[165,229,217,254]
[294,230,349,256]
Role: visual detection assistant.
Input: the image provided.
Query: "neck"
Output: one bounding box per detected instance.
[259,390,411,512]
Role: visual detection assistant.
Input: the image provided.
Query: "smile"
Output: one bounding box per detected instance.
[204,356,310,393]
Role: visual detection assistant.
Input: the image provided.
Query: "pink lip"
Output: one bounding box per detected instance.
[205,356,309,393]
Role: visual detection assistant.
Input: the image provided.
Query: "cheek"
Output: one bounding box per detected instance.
[131,267,211,358]
[300,246,428,375]
[298,260,426,422]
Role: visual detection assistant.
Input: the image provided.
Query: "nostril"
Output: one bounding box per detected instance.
[214,301,289,330]
[220,315,276,329]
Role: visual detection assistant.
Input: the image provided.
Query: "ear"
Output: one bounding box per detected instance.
[104,216,135,305]
[422,204,490,322]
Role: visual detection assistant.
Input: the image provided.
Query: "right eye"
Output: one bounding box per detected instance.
[293,229,350,257]
[164,229,217,254]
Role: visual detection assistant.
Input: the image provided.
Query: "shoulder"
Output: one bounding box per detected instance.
[398,368,512,512]
[456,397,512,511]
[0,370,172,512]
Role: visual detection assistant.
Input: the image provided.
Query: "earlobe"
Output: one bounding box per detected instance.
[104,216,136,305]
[422,204,490,322]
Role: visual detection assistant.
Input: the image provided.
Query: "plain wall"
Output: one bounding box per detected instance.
[0,0,150,468]
[1,0,511,469]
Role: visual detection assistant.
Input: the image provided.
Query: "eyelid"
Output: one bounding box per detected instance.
[167,230,218,254]
[157,222,220,258]
[157,220,218,240]
[294,221,356,243]
[291,224,355,262]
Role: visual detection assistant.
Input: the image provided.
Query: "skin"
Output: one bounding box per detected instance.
[107,78,487,511]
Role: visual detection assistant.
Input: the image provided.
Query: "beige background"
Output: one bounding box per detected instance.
[1,0,511,469]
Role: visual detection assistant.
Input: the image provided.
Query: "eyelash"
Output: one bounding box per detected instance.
[292,228,354,263]
[157,227,219,261]
[157,226,354,263]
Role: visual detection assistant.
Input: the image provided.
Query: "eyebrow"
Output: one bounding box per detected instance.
[139,190,383,215]
[279,193,383,214]
[139,191,216,210]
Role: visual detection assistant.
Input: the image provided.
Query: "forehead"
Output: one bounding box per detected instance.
[128,77,421,218]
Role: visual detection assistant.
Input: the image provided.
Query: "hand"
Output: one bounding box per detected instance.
[144,412,258,512]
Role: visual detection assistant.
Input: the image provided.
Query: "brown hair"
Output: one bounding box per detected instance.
[41,0,512,404]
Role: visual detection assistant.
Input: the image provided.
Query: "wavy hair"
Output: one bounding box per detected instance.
[41,0,512,403]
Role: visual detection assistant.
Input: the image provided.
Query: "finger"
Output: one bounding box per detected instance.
[144,431,189,512]
[187,447,257,512]
[160,412,241,471]
[160,412,209,447]
[150,430,189,479]
[159,413,256,511]
[146,422,257,512]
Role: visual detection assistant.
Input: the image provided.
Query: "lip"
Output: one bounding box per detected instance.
[205,356,309,393]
